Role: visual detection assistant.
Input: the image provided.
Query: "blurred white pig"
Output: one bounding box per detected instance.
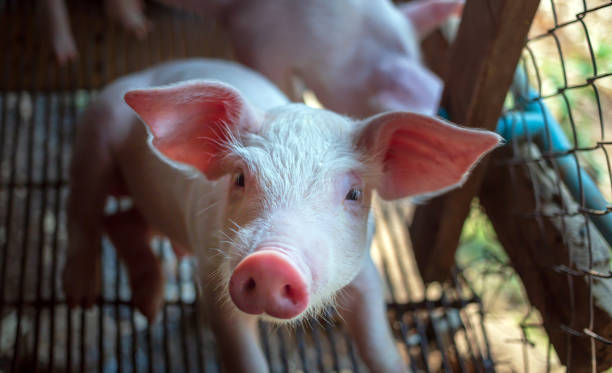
[62,58,499,372]
[212,0,461,116]
[47,0,460,114]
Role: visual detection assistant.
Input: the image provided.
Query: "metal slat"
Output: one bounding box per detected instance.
[32,71,53,373]
[295,325,310,373]
[376,238,430,371]
[78,11,98,373]
[0,1,21,349]
[47,71,69,373]
[9,6,41,370]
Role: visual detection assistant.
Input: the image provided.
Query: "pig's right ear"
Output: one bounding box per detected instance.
[358,112,501,200]
[124,81,259,179]
[399,0,463,39]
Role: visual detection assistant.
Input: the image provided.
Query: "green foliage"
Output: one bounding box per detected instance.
[456,201,527,310]
[457,202,553,353]
[456,201,506,264]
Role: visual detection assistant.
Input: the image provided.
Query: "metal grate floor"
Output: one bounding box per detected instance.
[0,1,495,372]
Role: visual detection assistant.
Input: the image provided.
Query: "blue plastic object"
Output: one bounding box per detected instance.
[438,84,612,247]
[495,88,612,247]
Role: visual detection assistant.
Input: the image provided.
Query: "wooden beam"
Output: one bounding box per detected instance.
[480,145,612,372]
[420,29,452,83]
[410,0,540,282]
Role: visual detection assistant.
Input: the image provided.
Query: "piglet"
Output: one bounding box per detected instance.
[165,0,463,116]
[62,58,500,373]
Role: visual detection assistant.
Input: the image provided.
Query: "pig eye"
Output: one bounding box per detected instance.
[234,173,245,187]
[345,188,362,201]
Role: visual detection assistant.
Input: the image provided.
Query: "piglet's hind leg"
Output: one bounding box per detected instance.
[63,105,116,309]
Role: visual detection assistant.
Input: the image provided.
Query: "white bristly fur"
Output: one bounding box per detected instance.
[210,104,374,323]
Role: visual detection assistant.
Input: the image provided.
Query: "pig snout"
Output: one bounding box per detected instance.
[229,250,310,319]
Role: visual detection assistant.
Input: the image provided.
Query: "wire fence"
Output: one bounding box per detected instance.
[458,0,612,371]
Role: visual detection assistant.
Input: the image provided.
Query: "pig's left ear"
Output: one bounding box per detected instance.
[358,112,501,200]
[399,0,463,39]
[124,81,260,179]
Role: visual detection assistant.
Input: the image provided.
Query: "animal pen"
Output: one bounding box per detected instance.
[0,0,611,372]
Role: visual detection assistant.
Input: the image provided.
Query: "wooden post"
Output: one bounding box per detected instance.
[410,0,540,282]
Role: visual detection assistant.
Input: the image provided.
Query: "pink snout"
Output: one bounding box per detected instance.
[229,250,309,319]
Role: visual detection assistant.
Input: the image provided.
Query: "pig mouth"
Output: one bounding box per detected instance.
[228,249,312,321]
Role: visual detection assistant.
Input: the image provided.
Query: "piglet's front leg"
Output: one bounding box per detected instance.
[104,0,151,40]
[338,255,409,373]
[202,283,269,373]
[45,0,78,64]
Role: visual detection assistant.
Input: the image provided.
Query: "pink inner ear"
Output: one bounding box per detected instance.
[399,0,463,39]
[361,112,501,200]
[124,82,258,178]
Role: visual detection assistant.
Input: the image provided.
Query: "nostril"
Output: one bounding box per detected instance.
[283,284,297,305]
[245,277,256,292]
